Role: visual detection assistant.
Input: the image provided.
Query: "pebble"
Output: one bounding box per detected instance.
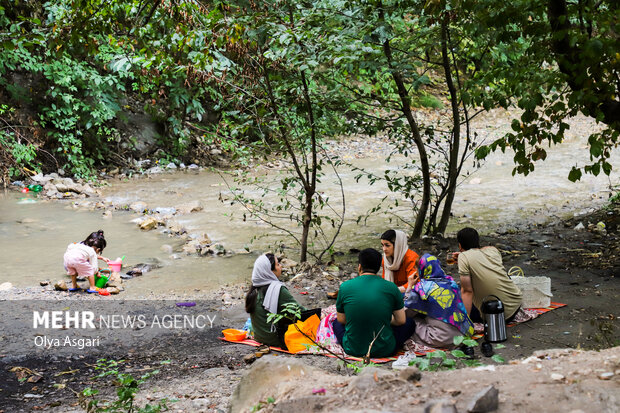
[598,372,614,380]
[0,282,14,291]
[550,373,564,381]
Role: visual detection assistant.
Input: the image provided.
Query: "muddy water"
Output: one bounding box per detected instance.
[0,194,255,293]
[0,112,617,293]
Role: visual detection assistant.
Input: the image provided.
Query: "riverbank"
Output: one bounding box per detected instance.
[1,198,617,412]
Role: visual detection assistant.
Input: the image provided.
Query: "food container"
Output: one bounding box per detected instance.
[222,329,247,341]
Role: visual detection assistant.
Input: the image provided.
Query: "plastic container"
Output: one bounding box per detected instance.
[108,260,122,273]
[222,329,247,341]
[95,272,110,288]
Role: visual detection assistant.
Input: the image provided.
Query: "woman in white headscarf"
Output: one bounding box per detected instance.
[381,229,420,293]
[245,253,306,347]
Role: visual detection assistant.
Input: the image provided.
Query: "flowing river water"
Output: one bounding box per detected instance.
[0,111,618,294]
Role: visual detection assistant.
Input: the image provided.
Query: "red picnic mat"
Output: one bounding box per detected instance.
[508,301,566,327]
[220,302,566,363]
[217,336,401,363]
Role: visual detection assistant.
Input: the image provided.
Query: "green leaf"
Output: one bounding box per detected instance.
[462,338,478,347]
[451,350,467,358]
[568,167,582,182]
[491,354,505,363]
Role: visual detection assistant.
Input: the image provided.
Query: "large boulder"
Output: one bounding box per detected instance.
[230,357,340,413]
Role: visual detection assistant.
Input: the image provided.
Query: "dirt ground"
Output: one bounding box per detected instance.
[0,200,618,412]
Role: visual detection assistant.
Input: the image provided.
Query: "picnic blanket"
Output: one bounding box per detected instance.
[220,302,566,363]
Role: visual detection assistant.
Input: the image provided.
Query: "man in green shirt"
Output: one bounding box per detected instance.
[334,248,415,357]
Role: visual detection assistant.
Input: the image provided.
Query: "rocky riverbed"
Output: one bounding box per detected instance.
[1,108,618,412]
[0,199,617,412]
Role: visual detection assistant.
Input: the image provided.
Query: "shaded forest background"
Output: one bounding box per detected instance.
[0,0,617,259]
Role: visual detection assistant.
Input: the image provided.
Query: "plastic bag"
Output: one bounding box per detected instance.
[284,314,320,353]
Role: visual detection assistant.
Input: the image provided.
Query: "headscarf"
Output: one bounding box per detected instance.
[251,255,283,314]
[383,230,409,283]
[404,254,474,336]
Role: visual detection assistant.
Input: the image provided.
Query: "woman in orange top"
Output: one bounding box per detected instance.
[381,229,419,293]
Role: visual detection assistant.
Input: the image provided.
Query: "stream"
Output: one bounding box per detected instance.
[0,111,617,293]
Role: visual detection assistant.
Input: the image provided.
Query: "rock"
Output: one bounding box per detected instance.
[40,280,50,286]
[107,272,123,288]
[398,366,422,382]
[166,220,186,234]
[183,241,201,254]
[176,200,203,214]
[129,201,148,213]
[23,394,44,399]
[139,216,160,230]
[551,373,564,381]
[349,367,395,393]
[279,258,298,269]
[107,286,121,295]
[425,399,458,413]
[191,398,211,409]
[230,358,322,413]
[598,372,614,380]
[195,233,212,245]
[467,385,498,412]
[243,353,257,364]
[54,280,68,291]
[154,207,176,215]
[0,282,13,291]
[31,173,48,183]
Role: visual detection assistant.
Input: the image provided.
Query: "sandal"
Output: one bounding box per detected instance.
[68,287,81,292]
[86,288,99,294]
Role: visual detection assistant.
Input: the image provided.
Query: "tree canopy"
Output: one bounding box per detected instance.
[1,0,617,252]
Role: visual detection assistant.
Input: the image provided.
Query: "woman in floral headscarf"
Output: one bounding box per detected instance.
[404,253,474,348]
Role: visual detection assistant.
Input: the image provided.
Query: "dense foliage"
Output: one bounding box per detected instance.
[1,0,617,256]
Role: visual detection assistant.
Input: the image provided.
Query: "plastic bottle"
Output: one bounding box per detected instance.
[27,185,42,192]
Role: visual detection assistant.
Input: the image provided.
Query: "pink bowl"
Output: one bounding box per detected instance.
[108,260,122,272]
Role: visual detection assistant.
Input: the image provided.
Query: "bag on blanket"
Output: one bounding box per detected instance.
[509,266,552,308]
[284,314,321,353]
[276,308,322,349]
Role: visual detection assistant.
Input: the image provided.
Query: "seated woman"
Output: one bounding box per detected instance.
[381,229,420,292]
[404,254,474,348]
[245,253,306,347]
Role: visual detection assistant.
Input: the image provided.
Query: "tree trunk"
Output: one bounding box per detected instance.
[382,39,431,238]
[436,16,460,234]
[299,190,313,263]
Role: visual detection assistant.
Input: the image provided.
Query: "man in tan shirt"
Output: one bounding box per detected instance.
[455,227,522,322]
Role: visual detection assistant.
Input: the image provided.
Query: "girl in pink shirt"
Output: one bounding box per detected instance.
[63,230,110,293]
